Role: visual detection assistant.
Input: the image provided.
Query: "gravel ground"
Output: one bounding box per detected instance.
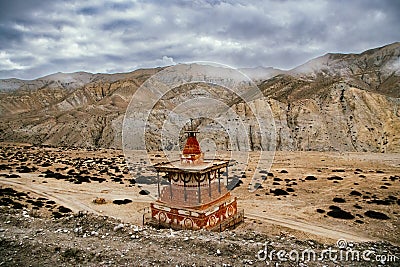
[0,207,399,267]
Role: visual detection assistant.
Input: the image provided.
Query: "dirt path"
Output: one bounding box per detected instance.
[0,178,101,214]
[246,212,374,243]
[2,177,374,244]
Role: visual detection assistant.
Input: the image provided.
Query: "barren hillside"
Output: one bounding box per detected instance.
[0,43,399,152]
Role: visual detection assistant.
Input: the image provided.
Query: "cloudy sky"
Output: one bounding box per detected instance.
[0,0,399,80]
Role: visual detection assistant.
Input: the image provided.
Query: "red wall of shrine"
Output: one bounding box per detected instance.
[150,198,238,230]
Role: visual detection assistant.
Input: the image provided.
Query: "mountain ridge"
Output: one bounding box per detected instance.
[2,42,399,91]
[0,43,399,152]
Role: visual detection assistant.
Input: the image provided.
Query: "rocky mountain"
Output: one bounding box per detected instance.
[0,68,162,148]
[290,42,400,98]
[257,42,400,152]
[239,66,286,81]
[0,43,399,152]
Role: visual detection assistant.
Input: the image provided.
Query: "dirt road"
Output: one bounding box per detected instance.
[245,212,373,243]
[1,176,374,244]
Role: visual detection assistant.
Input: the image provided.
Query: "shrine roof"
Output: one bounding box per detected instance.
[153,159,229,174]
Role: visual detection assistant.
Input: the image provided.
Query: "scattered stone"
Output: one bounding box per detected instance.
[389,175,399,181]
[91,177,106,183]
[139,190,150,196]
[58,206,72,213]
[113,223,125,231]
[12,202,25,209]
[305,175,317,181]
[52,211,63,219]
[7,174,21,178]
[0,144,398,266]
[368,198,393,205]
[112,177,123,183]
[112,199,132,205]
[17,166,37,173]
[93,197,107,204]
[327,176,343,181]
[350,190,362,196]
[0,164,11,170]
[333,197,346,203]
[270,189,289,196]
[364,210,390,220]
[327,209,355,220]
[332,169,345,172]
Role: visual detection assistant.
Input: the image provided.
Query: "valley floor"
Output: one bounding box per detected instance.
[0,143,399,266]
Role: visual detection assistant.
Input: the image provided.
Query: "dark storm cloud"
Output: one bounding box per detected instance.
[102,19,141,32]
[0,25,23,48]
[77,6,103,16]
[0,0,54,19]
[0,0,399,79]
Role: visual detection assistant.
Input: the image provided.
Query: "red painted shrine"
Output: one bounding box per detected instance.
[149,129,243,230]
